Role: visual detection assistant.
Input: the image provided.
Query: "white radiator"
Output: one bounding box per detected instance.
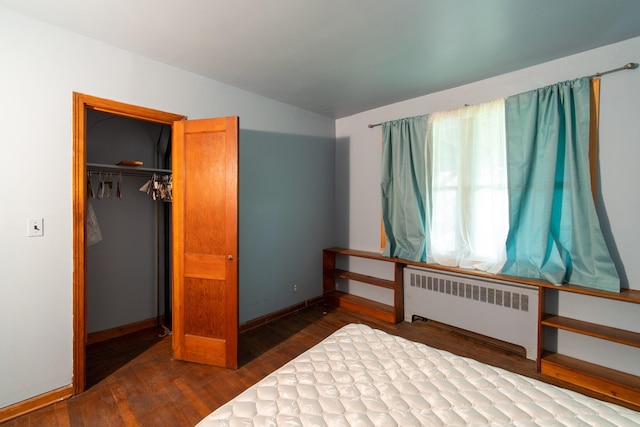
[404,267,538,360]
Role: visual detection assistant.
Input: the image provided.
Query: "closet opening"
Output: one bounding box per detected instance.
[84,109,173,388]
[72,93,185,394]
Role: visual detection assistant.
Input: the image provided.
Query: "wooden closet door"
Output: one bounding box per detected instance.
[172,117,239,368]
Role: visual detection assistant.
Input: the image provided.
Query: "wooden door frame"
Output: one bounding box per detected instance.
[72,93,184,394]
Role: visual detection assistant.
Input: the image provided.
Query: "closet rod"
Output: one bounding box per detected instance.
[87,162,171,177]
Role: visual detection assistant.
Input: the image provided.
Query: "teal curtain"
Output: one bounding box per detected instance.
[381,115,428,261]
[503,77,619,291]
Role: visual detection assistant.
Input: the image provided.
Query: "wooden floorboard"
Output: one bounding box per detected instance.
[3,303,639,426]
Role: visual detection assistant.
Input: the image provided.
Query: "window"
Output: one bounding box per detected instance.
[382,78,618,290]
[427,99,508,273]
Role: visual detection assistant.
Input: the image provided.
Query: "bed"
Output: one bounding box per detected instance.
[197,323,640,426]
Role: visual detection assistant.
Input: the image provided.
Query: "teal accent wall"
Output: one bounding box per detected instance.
[239,130,335,323]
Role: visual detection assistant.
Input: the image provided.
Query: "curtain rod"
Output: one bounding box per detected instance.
[367,62,639,129]
[590,62,638,78]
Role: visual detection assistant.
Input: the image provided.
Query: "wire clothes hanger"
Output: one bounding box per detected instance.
[87,171,119,200]
[87,170,172,202]
[139,173,172,202]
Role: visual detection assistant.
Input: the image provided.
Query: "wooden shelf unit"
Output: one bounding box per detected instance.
[323,247,404,324]
[540,314,640,348]
[323,247,640,407]
[541,352,640,406]
[539,286,640,407]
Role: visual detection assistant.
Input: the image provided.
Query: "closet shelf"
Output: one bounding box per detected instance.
[87,162,171,176]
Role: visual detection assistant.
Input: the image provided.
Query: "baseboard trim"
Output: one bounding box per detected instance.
[87,316,164,345]
[0,384,72,423]
[240,296,324,333]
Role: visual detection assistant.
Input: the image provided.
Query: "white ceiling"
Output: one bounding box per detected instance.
[2,0,640,118]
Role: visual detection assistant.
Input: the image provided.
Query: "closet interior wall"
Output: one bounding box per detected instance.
[86,109,172,336]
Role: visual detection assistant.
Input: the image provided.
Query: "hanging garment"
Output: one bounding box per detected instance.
[86,201,102,246]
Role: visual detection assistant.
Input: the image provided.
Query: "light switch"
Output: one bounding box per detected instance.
[28,218,44,237]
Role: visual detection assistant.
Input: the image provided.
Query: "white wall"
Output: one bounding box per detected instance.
[0,7,334,409]
[336,36,640,373]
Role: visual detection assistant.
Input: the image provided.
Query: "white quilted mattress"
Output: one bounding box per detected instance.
[197,323,640,426]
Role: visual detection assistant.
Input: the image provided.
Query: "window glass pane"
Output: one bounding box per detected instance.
[427,99,507,273]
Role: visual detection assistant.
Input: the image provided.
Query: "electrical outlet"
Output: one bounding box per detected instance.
[28,218,44,237]
[293,284,298,292]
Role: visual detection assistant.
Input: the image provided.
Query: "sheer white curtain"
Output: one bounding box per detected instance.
[426,99,508,273]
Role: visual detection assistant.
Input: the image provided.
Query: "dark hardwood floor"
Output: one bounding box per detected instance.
[4,303,638,426]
